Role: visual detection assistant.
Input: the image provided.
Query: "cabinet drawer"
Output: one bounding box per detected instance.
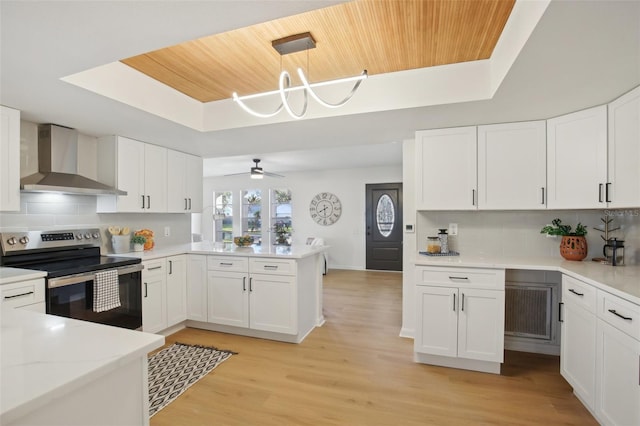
[1,278,45,309]
[249,258,296,276]
[415,266,504,290]
[143,259,166,276]
[208,256,248,272]
[597,290,640,340]
[562,275,596,312]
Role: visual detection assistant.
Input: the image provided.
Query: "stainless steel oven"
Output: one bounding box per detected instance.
[1,228,143,330]
[47,263,143,329]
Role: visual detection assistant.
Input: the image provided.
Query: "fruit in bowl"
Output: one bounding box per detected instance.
[233,235,254,247]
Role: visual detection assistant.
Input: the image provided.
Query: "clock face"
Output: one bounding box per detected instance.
[309,192,342,226]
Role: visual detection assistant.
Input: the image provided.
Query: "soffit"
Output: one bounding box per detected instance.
[121,0,515,103]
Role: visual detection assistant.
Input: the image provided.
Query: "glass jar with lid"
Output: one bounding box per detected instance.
[426,236,441,254]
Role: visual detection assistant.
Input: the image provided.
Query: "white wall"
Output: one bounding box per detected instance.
[201,165,403,270]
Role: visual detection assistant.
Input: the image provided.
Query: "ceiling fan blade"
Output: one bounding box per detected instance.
[263,171,285,178]
[223,171,251,177]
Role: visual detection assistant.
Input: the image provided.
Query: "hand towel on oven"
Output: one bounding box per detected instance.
[93,269,121,312]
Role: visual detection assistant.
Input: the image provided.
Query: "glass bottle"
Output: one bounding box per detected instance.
[438,229,449,254]
[426,236,441,254]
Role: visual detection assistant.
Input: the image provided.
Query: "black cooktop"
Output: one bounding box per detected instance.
[26,255,141,278]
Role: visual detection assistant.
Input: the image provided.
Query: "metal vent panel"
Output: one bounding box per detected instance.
[505,285,552,340]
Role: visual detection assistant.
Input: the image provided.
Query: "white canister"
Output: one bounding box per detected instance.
[112,235,130,254]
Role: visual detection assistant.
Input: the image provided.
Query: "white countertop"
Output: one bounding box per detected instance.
[414,253,640,305]
[113,242,328,261]
[0,309,164,424]
[0,267,47,285]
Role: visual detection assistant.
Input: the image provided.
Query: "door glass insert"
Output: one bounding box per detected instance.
[214,191,233,244]
[242,189,262,245]
[271,189,292,246]
[376,194,394,237]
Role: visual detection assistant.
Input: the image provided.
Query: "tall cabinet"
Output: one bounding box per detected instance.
[167,151,203,213]
[0,106,20,212]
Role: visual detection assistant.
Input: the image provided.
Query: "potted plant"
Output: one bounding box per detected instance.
[131,235,147,252]
[273,221,292,245]
[540,218,588,261]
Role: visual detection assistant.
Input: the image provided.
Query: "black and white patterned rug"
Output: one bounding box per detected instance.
[148,342,235,417]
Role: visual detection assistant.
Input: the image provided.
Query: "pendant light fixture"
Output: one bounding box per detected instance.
[232,32,367,119]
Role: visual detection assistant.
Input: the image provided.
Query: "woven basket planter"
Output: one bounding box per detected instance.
[560,235,588,261]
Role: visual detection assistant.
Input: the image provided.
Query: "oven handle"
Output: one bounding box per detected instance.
[47,264,144,289]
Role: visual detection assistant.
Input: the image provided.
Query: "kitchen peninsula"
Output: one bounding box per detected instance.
[121,243,328,343]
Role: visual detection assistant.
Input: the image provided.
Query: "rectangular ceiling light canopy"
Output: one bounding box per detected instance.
[272,32,316,56]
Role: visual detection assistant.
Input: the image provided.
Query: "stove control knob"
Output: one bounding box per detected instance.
[92,232,100,239]
[76,234,83,240]
[84,232,92,239]
[6,237,17,246]
[19,236,29,245]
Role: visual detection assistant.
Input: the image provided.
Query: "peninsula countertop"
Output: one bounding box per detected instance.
[414,253,640,305]
[113,242,328,261]
[0,267,47,286]
[0,308,164,424]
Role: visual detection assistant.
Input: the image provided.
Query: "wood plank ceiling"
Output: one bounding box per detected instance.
[121,0,515,103]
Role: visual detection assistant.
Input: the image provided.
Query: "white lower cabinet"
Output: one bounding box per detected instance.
[414,266,505,373]
[142,259,167,333]
[595,291,640,426]
[166,255,187,326]
[207,256,297,335]
[186,254,207,322]
[1,278,45,313]
[560,275,597,408]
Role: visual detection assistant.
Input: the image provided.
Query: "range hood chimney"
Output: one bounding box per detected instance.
[20,124,126,195]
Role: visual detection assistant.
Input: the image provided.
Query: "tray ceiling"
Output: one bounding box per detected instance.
[121,0,515,103]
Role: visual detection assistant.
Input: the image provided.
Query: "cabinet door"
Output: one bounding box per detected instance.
[207,270,248,327]
[166,255,187,326]
[186,255,207,322]
[142,261,167,334]
[249,273,297,335]
[608,85,640,208]
[414,286,458,357]
[415,127,477,210]
[186,153,203,212]
[0,106,20,212]
[478,121,546,210]
[596,319,640,426]
[143,143,167,212]
[547,105,607,209]
[167,151,188,213]
[561,301,597,408]
[115,137,145,212]
[457,289,505,362]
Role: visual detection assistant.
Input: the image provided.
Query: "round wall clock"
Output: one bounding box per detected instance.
[309,192,342,226]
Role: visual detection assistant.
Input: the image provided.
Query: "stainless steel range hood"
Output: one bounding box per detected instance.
[20,124,127,195]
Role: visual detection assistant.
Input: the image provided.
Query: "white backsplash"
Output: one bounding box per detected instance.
[0,193,192,254]
[417,209,640,265]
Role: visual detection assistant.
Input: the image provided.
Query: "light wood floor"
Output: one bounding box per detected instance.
[151,269,597,426]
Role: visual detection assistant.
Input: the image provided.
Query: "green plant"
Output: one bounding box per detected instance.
[247,194,261,204]
[274,189,292,204]
[540,218,588,236]
[273,220,292,245]
[131,235,147,245]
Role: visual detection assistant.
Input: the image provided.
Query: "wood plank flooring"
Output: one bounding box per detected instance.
[151,269,597,426]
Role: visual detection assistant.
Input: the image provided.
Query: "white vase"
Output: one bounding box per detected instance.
[133,243,144,252]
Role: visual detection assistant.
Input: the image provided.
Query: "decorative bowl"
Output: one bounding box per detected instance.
[233,236,254,247]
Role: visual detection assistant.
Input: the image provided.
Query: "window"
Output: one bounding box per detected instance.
[213,191,233,244]
[376,194,394,238]
[242,189,262,245]
[271,189,292,246]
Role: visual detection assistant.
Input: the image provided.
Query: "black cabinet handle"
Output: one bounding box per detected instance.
[461,293,465,311]
[453,293,456,311]
[144,282,148,298]
[608,309,632,321]
[141,195,145,209]
[263,265,278,270]
[185,198,188,210]
[188,198,192,210]
[568,288,584,297]
[541,187,545,205]
[147,195,151,209]
[249,277,253,292]
[605,183,611,203]
[169,260,173,275]
[472,189,476,206]
[242,277,246,292]
[599,183,603,203]
[558,302,564,323]
[449,276,469,281]
[4,291,34,300]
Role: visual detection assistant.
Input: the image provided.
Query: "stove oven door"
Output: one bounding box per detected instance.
[46,264,143,330]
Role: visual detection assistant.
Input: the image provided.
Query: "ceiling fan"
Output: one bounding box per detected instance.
[225,158,284,179]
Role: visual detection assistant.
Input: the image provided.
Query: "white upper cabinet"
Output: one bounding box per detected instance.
[415,126,477,210]
[547,105,608,209]
[0,106,21,212]
[167,151,203,213]
[607,85,640,208]
[478,121,547,210]
[97,136,167,213]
